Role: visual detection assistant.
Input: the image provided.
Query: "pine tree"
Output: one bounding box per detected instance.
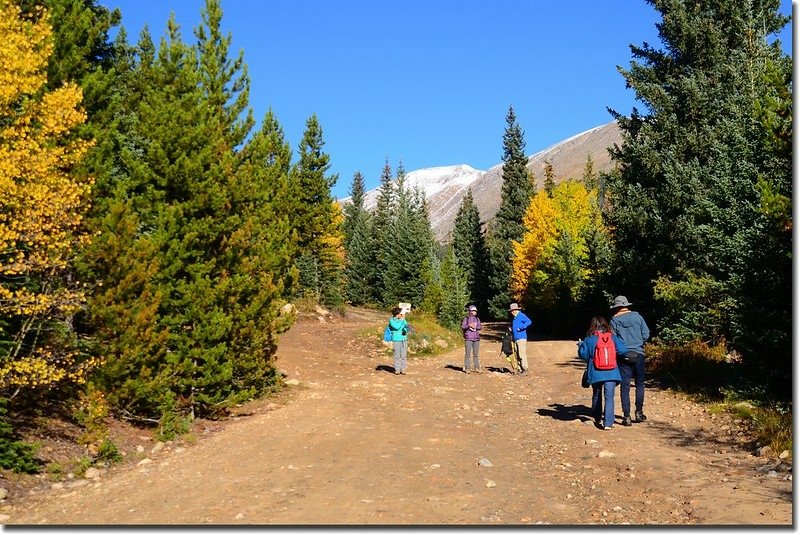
[581,154,597,192]
[543,160,556,196]
[606,0,790,390]
[438,247,469,330]
[291,114,344,309]
[451,189,489,311]
[369,159,396,304]
[342,172,375,305]
[486,106,533,318]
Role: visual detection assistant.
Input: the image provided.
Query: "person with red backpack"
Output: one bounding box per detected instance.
[577,316,628,430]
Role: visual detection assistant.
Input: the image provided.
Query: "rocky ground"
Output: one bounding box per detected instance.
[1,307,792,525]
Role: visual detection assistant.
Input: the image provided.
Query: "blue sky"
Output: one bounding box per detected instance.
[98,0,794,199]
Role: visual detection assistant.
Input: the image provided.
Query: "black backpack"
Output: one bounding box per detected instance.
[501,330,514,356]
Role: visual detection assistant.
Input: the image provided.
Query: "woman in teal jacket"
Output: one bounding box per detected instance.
[388,307,409,375]
[578,316,627,429]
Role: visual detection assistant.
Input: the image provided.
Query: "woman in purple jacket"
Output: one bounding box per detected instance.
[461,305,482,373]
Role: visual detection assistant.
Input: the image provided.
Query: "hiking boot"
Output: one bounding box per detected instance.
[463,367,471,374]
[635,411,647,422]
[622,416,632,427]
[603,426,612,430]
[520,369,529,377]
[474,367,483,374]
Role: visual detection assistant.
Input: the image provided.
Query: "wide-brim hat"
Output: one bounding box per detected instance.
[468,305,478,311]
[509,303,522,311]
[611,295,632,309]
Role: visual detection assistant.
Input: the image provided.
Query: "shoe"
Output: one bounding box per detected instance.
[622,416,632,427]
[635,411,647,422]
[603,426,612,430]
[520,369,529,376]
[463,367,470,374]
[594,418,602,427]
[394,371,401,375]
[400,370,407,375]
[474,367,483,374]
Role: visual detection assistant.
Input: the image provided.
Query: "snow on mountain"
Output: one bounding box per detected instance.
[339,121,622,243]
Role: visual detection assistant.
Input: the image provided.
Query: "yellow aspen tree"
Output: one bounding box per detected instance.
[0,1,94,394]
[511,190,558,300]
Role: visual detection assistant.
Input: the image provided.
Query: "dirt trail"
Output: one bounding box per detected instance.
[6,308,792,525]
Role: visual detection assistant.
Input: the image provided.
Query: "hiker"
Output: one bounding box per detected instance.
[578,315,627,430]
[609,295,651,426]
[387,307,410,375]
[461,304,482,373]
[508,303,532,375]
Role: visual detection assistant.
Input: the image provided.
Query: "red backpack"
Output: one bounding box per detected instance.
[593,331,617,370]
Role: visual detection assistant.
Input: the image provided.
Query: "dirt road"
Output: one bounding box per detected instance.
[6,308,792,525]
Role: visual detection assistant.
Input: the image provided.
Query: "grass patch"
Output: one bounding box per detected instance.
[647,339,792,457]
[360,311,460,357]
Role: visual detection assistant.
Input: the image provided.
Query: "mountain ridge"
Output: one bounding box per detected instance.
[342,120,622,242]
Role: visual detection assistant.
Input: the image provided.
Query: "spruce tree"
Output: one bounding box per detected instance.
[342,172,375,305]
[439,247,469,329]
[606,0,790,391]
[543,160,556,197]
[451,189,489,311]
[486,106,533,318]
[369,159,396,304]
[291,114,344,309]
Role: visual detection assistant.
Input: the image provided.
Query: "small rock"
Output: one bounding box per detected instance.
[486,480,496,488]
[67,479,89,488]
[137,458,153,466]
[0,514,10,522]
[766,471,779,478]
[136,445,145,454]
[613,506,623,512]
[284,379,300,386]
[0,488,7,500]
[51,483,64,490]
[757,446,774,457]
[585,439,598,444]
[779,450,790,460]
[235,512,245,520]
[478,458,493,467]
[598,451,615,458]
[151,442,165,454]
[84,468,100,480]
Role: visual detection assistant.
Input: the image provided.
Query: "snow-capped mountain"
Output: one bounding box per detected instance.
[342,121,623,243]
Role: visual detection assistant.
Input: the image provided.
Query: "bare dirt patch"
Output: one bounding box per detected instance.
[2,307,792,525]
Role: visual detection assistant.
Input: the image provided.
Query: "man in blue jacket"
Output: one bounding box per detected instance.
[609,295,651,426]
[509,303,532,376]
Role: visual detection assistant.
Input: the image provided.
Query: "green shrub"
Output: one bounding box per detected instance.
[96,438,122,463]
[0,399,39,474]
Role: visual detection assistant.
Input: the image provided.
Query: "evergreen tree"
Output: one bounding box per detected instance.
[581,154,597,191]
[543,160,556,196]
[369,159,396,303]
[451,189,489,311]
[438,247,469,330]
[606,0,790,392]
[291,114,344,309]
[486,106,533,318]
[383,182,434,308]
[342,172,375,305]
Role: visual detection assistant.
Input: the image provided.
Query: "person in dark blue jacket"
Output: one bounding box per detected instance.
[578,316,627,430]
[610,295,651,426]
[508,303,532,376]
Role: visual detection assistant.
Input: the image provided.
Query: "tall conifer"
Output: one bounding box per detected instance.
[486,106,533,318]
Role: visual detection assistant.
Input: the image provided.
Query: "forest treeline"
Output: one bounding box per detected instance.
[0,0,791,471]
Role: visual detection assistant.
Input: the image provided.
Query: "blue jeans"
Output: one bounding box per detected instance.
[619,353,645,417]
[592,381,617,427]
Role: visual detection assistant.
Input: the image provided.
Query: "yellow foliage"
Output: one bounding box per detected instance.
[511,180,604,301]
[0,2,94,393]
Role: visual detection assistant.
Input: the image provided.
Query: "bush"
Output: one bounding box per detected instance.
[0,399,39,473]
[646,339,731,400]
